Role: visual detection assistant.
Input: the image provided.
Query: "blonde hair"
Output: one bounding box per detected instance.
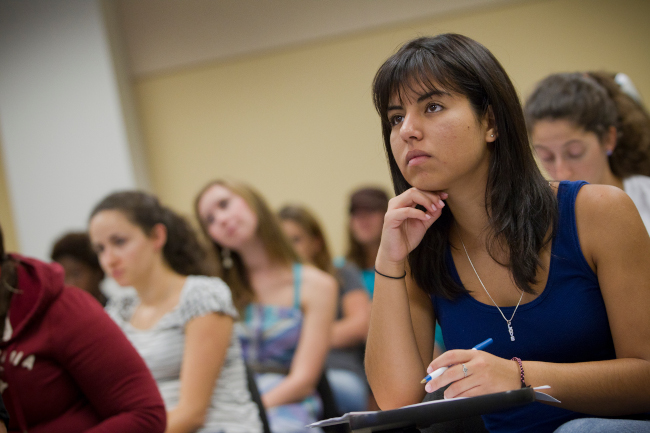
[194,179,299,310]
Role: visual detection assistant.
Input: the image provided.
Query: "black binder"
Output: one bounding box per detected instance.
[311,387,537,433]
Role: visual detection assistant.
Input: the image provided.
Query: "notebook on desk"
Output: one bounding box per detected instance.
[308,386,558,433]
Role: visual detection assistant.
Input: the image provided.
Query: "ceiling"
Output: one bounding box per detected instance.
[115,0,529,77]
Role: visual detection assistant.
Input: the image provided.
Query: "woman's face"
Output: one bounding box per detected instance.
[88,210,163,288]
[387,84,495,192]
[197,184,259,250]
[280,219,321,263]
[350,209,384,246]
[531,119,615,184]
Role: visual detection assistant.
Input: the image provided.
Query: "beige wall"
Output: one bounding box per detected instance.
[0,136,19,253]
[132,0,648,255]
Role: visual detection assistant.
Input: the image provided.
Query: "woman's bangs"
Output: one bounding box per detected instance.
[379,49,460,118]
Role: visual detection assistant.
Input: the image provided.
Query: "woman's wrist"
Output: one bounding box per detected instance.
[374,253,406,278]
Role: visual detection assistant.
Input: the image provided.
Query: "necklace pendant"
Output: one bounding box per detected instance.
[507,321,515,341]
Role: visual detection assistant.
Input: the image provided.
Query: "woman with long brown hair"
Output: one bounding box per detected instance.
[366,34,650,432]
[195,180,337,433]
[279,204,370,414]
[89,191,262,433]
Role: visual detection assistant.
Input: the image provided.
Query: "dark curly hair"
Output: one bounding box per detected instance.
[587,71,650,178]
[525,72,650,178]
[51,232,104,277]
[90,191,210,277]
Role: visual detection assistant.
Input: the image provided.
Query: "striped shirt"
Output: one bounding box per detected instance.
[106,275,262,433]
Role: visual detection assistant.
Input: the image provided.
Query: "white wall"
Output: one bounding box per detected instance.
[0,0,147,259]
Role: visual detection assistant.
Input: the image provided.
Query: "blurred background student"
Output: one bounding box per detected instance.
[0,222,166,432]
[279,204,371,414]
[195,180,337,433]
[342,187,389,298]
[89,191,262,433]
[525,71,650,232]
[50,231,106,305]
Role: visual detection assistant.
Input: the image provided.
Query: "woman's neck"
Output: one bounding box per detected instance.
[133,262,186,306]
[600,168,624,190]
[238,237,274,274]
[445,181,491,248]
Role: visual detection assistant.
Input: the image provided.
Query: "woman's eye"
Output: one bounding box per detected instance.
[426,103,442,113]
[113,237,126,246]
[205,214,214,225]
[218,199,229,210]
[389,114,404,126]
[566,145,586,159]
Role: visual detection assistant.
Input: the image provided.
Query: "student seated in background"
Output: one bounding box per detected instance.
[89,191,263,433]
[279,204,371,414]
[341,187,389,298]
[0,223,166,432]
[525,71,650,233]
[365,33,650,433]
[195,180,337,433]
[51,231,106,305]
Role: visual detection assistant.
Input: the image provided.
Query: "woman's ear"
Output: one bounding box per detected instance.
[604,125,617,155]
[150,223,168,251]
[485,106,498,143]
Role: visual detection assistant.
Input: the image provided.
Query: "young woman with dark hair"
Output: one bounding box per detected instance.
[195,180,337,433]
[344,187,389,298]
[0,223,166,432]
[365,34,650,433]
[279,204,371,413]
[89,191,262,433]
[525,71,650,232]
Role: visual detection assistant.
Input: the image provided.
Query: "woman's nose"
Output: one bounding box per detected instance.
[553,158,573,181]
[399,113,423,142]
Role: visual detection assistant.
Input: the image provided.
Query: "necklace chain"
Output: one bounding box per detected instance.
[457,229,524,341]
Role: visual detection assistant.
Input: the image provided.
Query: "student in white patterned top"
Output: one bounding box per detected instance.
[89,191,262,433]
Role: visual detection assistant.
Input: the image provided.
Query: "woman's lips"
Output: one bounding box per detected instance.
[406,150,431,166]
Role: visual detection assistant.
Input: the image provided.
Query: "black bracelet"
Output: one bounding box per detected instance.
[374,268,407,279]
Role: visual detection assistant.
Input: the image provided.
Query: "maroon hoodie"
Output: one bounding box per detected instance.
[0,255,166,433]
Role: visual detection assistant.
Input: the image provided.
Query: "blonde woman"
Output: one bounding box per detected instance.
[195,180,337,433]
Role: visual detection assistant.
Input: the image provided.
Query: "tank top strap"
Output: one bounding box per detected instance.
[292,262,302,309]
[554,180,595,276]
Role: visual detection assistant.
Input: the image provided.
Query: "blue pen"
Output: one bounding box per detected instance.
[420,338,493,384]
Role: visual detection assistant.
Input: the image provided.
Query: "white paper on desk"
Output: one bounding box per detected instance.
[306,385,560,428]
[533,385,561,403]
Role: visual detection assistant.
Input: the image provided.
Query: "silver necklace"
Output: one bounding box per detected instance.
[458,231,524,342]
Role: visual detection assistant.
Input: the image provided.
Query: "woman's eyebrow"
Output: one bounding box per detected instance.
[388,89,451,112]
[417,89,450,102]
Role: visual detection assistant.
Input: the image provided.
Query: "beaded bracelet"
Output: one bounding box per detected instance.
[511,357,527,388]
[374,268,407,280]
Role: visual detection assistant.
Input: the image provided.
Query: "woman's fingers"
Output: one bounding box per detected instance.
[389,187,447,212]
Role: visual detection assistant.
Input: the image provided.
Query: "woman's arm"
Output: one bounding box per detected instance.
[166,313,233,433]
[365,188,446,410]
[330,289,371,349]
[427,185,650,416]
[261,266,338,408]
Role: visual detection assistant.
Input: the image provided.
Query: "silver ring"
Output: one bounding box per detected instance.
[462,363,468,378]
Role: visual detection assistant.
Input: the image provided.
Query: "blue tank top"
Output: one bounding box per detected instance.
[433,181,616,433]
